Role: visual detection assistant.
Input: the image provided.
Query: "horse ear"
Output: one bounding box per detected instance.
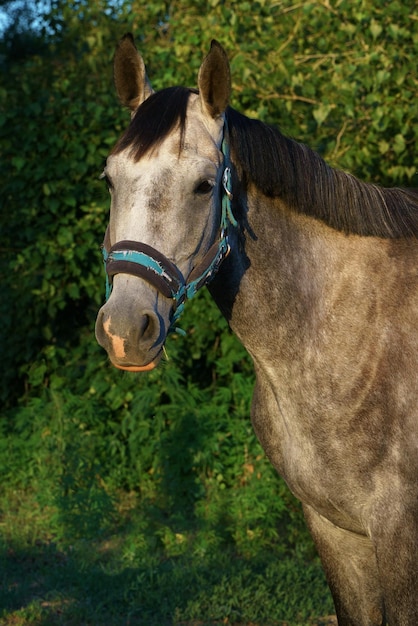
[198,40,231,119]
[114,33,153,112]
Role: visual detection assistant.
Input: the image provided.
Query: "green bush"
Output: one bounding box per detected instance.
[0,1,416,623]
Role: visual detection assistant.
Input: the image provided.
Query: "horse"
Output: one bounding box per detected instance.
[95,34,418,626]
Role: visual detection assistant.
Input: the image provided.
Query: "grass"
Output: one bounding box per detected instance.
[0,318,335,625]
[0,490,335,626]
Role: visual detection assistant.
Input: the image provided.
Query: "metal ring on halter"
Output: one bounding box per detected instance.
[223,167,233,200]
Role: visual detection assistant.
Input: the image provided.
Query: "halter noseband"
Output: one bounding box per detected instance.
[101,121,237,332]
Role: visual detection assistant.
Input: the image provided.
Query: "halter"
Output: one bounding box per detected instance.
[101,121,237,332]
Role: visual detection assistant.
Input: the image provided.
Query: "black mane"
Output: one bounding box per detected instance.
[113,86,418,238]
[227,107,418,238]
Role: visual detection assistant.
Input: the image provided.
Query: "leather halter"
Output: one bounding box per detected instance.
[101,122,237,332]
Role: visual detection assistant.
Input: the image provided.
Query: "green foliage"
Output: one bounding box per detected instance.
[1,0,416,402]
[0,1,417,623]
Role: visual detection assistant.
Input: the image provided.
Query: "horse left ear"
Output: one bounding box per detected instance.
[114,33,153,112]
[198,40,231,119]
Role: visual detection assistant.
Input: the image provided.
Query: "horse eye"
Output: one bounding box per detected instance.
[99,171,113,191]
[195,180,214,195]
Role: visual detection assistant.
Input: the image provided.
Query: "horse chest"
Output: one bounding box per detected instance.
[250,370,382,531]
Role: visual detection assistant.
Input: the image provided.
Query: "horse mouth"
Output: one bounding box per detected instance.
[111,360,158,372]
[108,344,164,372]
[110,348,164,372]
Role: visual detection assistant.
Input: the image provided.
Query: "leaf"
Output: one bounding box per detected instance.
[370,19,382,40]
[12,156,26,171]
[378,140,390,155]
[313,103,333,127]
[393,133,406,155]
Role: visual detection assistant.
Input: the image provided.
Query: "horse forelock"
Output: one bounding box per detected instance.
[226,107,418,239]
[112,86,198,161]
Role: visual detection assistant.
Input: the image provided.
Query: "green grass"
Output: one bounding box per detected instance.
[0,296,334,624]
[0,490,334,626]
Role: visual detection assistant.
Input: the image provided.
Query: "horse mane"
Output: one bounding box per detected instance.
[112,86,418,238]
[227,108,418,238]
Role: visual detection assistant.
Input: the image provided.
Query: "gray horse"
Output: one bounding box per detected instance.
[96,35,418,625]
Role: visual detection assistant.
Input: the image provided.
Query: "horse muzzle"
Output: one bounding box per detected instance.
[95,282,170,371]
[96,225,233,371]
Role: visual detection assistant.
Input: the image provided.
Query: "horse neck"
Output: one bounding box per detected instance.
[222,189,349,364]
[222,187,402,373]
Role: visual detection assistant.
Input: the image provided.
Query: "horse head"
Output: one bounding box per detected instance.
[95,35,234,371]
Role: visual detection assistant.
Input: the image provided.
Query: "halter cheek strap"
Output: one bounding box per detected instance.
[101,121,237,332]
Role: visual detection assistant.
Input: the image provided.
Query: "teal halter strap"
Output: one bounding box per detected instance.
[101,120,237,332]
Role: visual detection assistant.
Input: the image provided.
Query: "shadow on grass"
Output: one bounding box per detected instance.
[0,358,334,625]
[0,537,334,626]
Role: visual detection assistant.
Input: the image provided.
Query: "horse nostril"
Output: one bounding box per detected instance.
[139,311,164,347]
[141,314,152,338]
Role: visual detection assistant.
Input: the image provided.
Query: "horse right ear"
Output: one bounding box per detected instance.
[113,33,153,112]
